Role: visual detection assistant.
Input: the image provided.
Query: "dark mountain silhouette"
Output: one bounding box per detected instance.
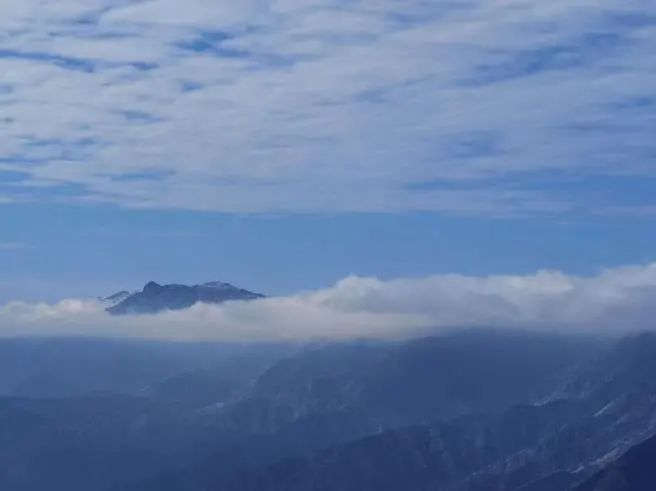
[106,281,264,315]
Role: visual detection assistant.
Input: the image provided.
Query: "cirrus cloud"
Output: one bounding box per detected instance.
[0,0,654,216]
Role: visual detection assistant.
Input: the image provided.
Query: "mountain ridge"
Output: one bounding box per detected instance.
[106,281,265,315]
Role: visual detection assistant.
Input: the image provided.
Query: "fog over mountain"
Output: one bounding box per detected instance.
[2,263,656,341]
[1,269,655,491]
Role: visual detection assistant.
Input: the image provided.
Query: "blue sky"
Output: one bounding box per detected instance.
[0,0,655,302]
[2,204,656,303]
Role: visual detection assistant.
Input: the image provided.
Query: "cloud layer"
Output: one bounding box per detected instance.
[0,0,655,215]
[2,263,656,341]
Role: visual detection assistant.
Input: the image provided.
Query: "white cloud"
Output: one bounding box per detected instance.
[103,0,266,27]
[2,263,656,342]
[0,0,654,215]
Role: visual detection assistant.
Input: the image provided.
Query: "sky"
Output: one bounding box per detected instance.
[0,0,655,314]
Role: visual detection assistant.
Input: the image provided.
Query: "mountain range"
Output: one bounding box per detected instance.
[0,327,654,490]
[209,333,656,491]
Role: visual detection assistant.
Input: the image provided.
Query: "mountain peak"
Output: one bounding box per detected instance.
[106,280,264,316]
[143,281,163,292]
[202,281,234,289]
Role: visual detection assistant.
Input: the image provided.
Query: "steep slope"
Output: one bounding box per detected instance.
[213,401,585,491]
[195,333,656,491]
[575,434,656,491]
[215,331,600,435]
[107,281,264,315]
[138,331,601,491]
[349,330,592,426]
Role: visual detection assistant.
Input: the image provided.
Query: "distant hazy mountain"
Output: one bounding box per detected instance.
[106,281,264,315]
[0,338,283,398]
[5,330,656,491]
[210,333,656,491]
[214,331,598,436]
[139,331,605,491]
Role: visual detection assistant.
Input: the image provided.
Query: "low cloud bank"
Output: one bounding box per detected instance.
[2,264,656,341]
